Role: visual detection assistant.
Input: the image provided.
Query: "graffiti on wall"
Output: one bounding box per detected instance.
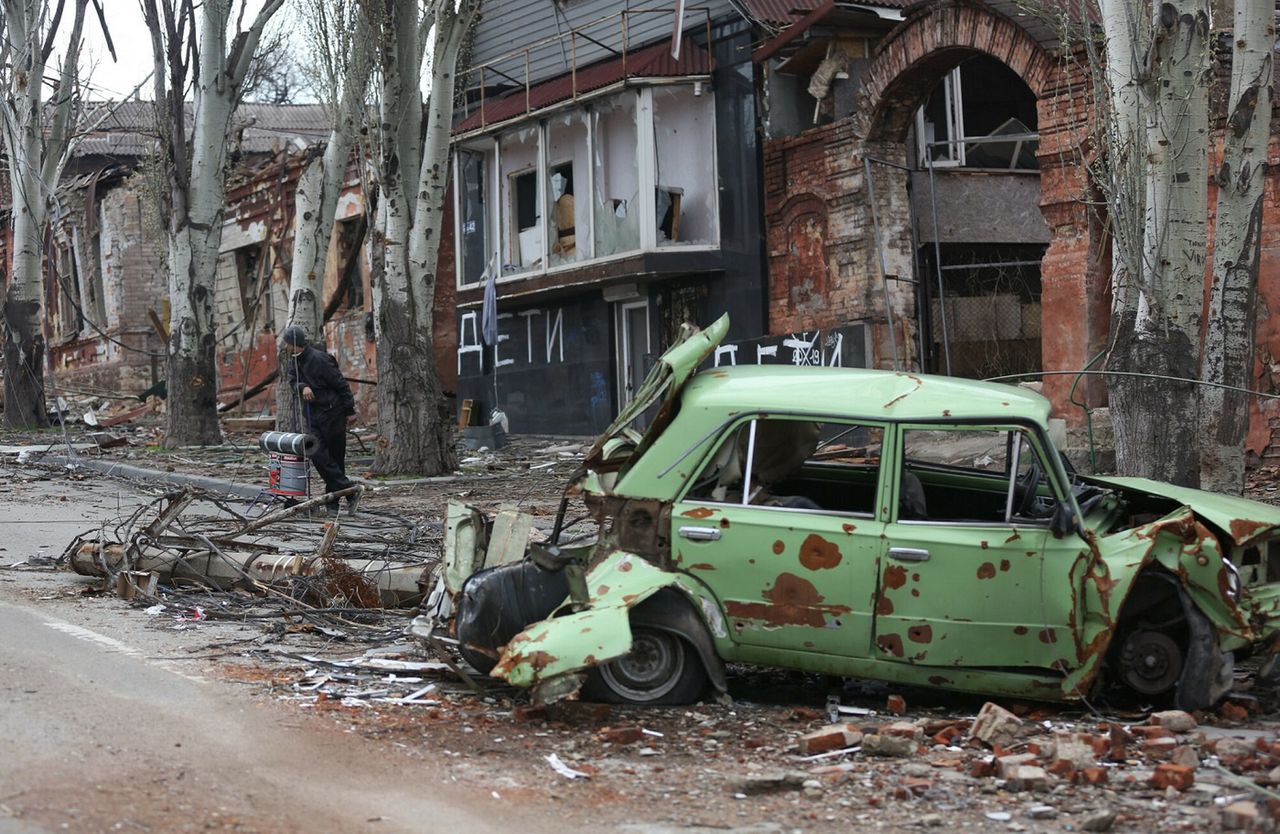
[713,325,866,368]
[457,308,566,374]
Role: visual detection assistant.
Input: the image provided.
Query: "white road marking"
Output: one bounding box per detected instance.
[43,619,207,684]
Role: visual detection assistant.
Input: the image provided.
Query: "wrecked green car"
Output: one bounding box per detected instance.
[438,315,1280,708]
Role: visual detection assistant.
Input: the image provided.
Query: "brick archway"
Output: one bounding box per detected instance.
[854,1,1056,144]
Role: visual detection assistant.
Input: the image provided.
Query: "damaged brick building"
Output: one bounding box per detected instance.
[0,102,387,424]
[440,0,1280,456]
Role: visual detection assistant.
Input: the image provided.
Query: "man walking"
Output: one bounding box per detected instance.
[281,326,359,512]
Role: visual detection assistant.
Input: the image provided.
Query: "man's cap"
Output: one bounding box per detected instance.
[282,326,308,347]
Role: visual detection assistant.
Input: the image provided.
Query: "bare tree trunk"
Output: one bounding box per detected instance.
[1107,0,1211,486]
[143,0,284,446]
[368,0,477,476]
[4,145,49,429]
[275,4,372,428]
[1199,0,1274,493]
[0,0,88,428]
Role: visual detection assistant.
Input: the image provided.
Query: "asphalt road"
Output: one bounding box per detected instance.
[0,474,547,834]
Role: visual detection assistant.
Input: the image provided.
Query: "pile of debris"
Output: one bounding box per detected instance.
[63,487,440,613]
[760,699,1280,831]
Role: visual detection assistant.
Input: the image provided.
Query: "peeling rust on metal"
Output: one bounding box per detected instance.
[798,534,842,570]
[681,507,715,519]
[876,633,904,657]
[977,562,996,579]
[724,572,852,628]
[908,624,933,643]
[772,539,785,555]
[884,565,908,590]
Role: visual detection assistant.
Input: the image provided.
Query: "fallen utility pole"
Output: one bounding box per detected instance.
[64,488,435,607]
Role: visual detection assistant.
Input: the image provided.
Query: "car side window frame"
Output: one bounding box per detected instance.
[890,420,1069,528]
[675,412,888,520]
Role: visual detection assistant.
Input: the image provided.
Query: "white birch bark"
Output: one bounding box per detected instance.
[0,0,88,428]
[142,0,283,445]
[284,5,372,341]
[1199,0,1274,493]
[368,0,479,476]
[1106,0,1211,486]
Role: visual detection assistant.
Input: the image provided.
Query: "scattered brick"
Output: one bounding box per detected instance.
[599,725,644,745]
[970,702,1024,748]
[862,733,916,758]
[886,694,907,715]
[1149,710,1197,733]
[1149,763,1195,792]
[797,724,862,756]
[512,704,547,723]
[1004,765,1049,792]
[1221,800,1260,830]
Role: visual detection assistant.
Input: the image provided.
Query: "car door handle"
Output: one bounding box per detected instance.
[888,547,930,562]
[679,526,721,542]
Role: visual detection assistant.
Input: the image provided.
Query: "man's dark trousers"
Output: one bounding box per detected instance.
[309,408,353,495]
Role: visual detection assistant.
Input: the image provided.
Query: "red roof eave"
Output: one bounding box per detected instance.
[454,38,712,135]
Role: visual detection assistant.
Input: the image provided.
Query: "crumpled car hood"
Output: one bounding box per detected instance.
[1085,475,1280,546]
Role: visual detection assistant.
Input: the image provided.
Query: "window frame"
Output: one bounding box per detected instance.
[894,422,1063,528]
[677,412,888,521]
[451,81,720,292]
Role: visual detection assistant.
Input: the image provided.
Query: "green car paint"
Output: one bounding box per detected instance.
[454,317,1280,706]
[492,552,726,694]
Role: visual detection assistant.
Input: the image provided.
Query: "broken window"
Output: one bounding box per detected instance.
[499,125,541,275]
[591,92,640,257]
[686,417,883,516]
[546,110,590,265]
[915,55,1038,171]
[52,242,83,340]
[901,427,1052,524]
[922,243,1044,379]
[456,145,490,286]
[332,218,366,312]
[653,84,718,247]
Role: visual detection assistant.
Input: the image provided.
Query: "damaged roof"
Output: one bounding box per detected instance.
[73,101,331,160]
[454,38,711,134]
[682,365,1050,424]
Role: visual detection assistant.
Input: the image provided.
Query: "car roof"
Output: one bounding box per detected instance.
[680,365,1051,424]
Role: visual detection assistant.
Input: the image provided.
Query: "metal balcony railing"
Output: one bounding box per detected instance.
[458,6,716,131]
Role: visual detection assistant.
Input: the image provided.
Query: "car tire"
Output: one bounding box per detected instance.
[581,627,708,705]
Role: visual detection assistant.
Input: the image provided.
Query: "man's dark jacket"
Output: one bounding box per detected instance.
[286,346,355,419]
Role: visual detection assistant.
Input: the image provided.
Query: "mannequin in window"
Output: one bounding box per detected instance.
[550,171,576,257]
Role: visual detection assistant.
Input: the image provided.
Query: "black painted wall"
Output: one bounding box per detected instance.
[456,294,614,436]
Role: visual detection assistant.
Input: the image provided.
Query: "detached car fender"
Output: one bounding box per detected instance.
[492,552,728,700]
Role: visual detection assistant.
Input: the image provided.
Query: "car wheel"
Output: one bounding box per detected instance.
[1117,629,1183,697]
[582,627,708,705]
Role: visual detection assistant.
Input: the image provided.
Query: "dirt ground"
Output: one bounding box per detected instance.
[5,418,1280,833]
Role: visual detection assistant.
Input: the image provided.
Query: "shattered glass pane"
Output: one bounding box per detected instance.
[653,85,718,247]
[591,92,640,257]
[545,110,590,266]
[499,125,541,276]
